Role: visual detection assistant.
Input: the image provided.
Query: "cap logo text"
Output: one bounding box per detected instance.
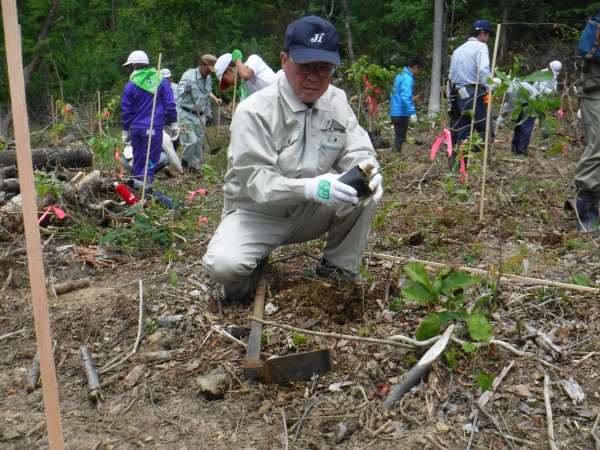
[310,33,325,44]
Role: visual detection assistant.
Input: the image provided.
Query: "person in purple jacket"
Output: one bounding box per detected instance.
[121,50,178,183]
[389,57,424,152]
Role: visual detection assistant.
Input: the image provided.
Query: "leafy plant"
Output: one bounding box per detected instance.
[34,171,63,200]
[476,372,495,392]
[401,262,493,344]
[290,332,308,349]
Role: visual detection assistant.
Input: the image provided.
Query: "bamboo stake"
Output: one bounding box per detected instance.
[97,91,102,136]
[370,252,600,294]
[231,67,238,114]
[1,1,65,447]
[141,53,162,203]
[479,24,502,221]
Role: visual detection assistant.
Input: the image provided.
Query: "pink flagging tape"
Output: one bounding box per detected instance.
[430,128,453,160]
[38,206,66,225]
[186,188,208,202]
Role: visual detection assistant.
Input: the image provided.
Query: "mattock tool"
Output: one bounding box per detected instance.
[243,265,332,384]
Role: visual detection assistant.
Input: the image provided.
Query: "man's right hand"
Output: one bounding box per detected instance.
[183,84,192,95]
[122,130,130,145]
[304,173,358,207]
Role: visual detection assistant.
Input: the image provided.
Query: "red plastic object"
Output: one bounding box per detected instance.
[114,182,138,205]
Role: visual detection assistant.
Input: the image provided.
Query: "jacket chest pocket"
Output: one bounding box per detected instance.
[276,133,303,177]
[318,130,346,171]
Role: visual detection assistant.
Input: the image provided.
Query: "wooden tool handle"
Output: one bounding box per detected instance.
[246,271,267,361]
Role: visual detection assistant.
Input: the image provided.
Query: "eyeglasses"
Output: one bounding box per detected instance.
[290,57,335,77]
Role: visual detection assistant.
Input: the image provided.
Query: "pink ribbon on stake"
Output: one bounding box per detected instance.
[458,154,468,183]
[186,188,208,202]
[429,128,453,160]
[38,205,66,225]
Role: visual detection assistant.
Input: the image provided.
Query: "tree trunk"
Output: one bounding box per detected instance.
[428,0,444,118]
[111,0,117,30]
[498,7,508,65]
[0,147,93,169]
[340,0,356,64]
[23,0,61,86]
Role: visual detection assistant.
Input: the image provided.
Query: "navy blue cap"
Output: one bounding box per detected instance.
[284,16,341,65]
[473,20,494,34]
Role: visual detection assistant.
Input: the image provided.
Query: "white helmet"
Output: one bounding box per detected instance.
[123,50,149,66]
[549,60,562,74]
[214,53,232,81]
[160,68,172,78]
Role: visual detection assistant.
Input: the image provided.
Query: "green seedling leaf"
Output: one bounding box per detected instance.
[415,313,442,341]
[444,347,460,369]
[402,280,435,305]
[168,271,178,287]
[437,311,462,326]
[389,297,405,312]
[521,69,553,83]
[291,332,307,348]
[467,313,493,342]
[462,342,477,353]
[404,262,431,288]
[442,270,478,294]
[477,372,495,392]
[571,273,592,287]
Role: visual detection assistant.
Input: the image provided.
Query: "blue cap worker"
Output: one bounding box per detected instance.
[389,56,425,153]
[203,16,384,304]
[177,53,221,172]
[448,20,499,161]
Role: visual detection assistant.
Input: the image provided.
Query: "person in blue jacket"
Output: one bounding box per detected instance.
[121,50,178,184]
[390,57,424,152]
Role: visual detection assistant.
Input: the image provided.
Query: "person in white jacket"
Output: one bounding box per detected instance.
[203,16,383,303]
[499,60,561,155]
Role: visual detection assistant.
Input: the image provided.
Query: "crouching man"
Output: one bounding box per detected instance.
[203,16,383,303]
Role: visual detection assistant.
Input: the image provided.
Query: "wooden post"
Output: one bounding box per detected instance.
[231,68,238,114]
[140,53,162,203]
[1,1,65,448]
[479,24,501,221]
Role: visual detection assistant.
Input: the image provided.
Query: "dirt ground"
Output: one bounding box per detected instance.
[1,118,600,450]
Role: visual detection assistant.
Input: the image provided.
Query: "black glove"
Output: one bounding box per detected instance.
[183,84,192,95]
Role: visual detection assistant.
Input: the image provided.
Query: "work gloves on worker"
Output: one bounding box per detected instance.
[305,173,359,207]
[231,49,243,63]
[409,114,418,125]
[489,77,502,91]
[304,161,384,207]
[166,123,180,141]
[183,84,192,95]
[122,130,131,145]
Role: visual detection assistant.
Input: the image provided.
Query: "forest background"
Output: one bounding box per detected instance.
[0,0,600,138]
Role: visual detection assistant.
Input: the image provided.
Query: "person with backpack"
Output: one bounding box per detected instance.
[389,57,424,152]
[573,9,600,232]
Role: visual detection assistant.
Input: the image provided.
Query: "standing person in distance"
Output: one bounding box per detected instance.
[389,57,424,152]
[121,50,177,184]
[178,54,222,172]
[448,20,499,159]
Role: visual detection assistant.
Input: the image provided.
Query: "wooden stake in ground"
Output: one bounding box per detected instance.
[1,0,65,447]
[479,23,502,221]
[231,68,238,114]
[140,53,162,203]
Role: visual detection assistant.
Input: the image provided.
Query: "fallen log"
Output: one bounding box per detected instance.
[0,147,92,169]
[25,351,40,393]
[49,278,90,297]
[384,325,455,409]
[0,165,17,178]
[79,345,102,401]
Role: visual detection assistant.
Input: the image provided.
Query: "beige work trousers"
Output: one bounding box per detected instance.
[203,200,377,284]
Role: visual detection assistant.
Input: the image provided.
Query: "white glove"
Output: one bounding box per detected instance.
[577,109,582,120]
[496,115,504,125]
[489,77,502,91]
[122,130,130,145]
[358,161,383,203]
[304,173,358,206]
[167,123,180,141]
[409,114,417,125]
